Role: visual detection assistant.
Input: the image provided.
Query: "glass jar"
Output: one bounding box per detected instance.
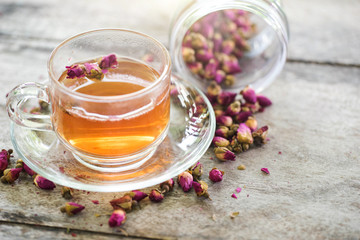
[169,0,289,93]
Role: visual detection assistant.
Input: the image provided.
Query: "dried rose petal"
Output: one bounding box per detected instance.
[240,86,256,104]
[209,168,224,182]
[92,200,99,205]
[212,136,230,148]
[108,209,126,227]
[257,95,272,107]
[99,54,118,69]
[0,168,22,183]
[177,171,193,192]
[149,189,164,202]
[231,193,238,199]
[236,187,242,193]
[261,168,270,174]
[34,175,56,190]
[60,202,85,216]
[214,147,236,161]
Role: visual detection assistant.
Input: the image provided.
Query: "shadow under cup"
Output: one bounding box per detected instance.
[51,30,171,171]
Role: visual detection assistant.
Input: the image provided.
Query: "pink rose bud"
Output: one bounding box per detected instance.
[245,116,258,132]
[33,175,56,190]
[177,171,193,192]
[99,54,118,69]
[233,48,244,58]
[221,40,235,54]
[209,168,224,182]
[222,59,242,74]
[225,101,241,116]
[214,147,236,161]
[206,81,222,98]
[216,115,233,127]
[0,152,9,173]
[110,195,133,211]
[204,59,218,80]
[202,12,219,25]
[84,63,104,81]
[66,64,85,79]
[261,168,270,174]
[182,34,193,47]
[237,123,253,144]
[240,86,257,104]
[217,91,237,106]
[149,189,164,202]
[192,181,210,198]
[108,209,126,227]
[200,24,214,38]
[214,70,226,84]
[220,21,237,34]
[60,202,85,216]
[235,111,252,123]
[0,168,22,184]
[224,10,237,21]
[196,49,214,63]
[212,136,230,147]
[160,179,175,193]
[182,47,196,63]
[142,53,154,63]
[131,190,148,202]
[215,126,229,138]
[257,95,272,107]
[187,62,203,75]
[234,34,250,50]
[23,163,36,176]
[189,162,203,178]
[213,32,223,52]
[190,33,208,49]
[191,22,201,32]
[252,126,269,145]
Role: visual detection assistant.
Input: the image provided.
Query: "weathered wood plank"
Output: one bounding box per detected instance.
[0,62,359,239]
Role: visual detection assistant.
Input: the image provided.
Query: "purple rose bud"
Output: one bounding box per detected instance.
[60,202,85,216]
[177,171,193,192]
[84,63,104,81]
[182,47,196,63]
[237,123,253,144]
[235,111,252,123]
[182,34,193,48]
[213,32,223,52]
[209,168,224,182]
[110,195,133,211]
[190,33,208,49]
[66,64,85,79]
[99,54,118,69]
[34,175,56,190]
[149,189,164,202]
[108,209,126,227]
[160,179,175,193]
[261,168,270,175]
[216,115,233,127]
[204,59,218,80]
[187,62,203,75]
[252,126,269,145]
[234,34,251,51]
[206,81,222,98]
[225,101,241,116]
[214,147,236,161]
[0,153,8,173]
[217,91,237,106]
[214,70,226,84]
[240,86,256,104]
[190,162,203,179]
[196,49,214,63]
[233,48,244,58]
[200,24,214,38]
[223,10,237,21]
[224,75,235,86]
[222,59,242,74]
[257,95,272,107]
[212,136,230,147]
[221,40,235,54]
[131,190,148,202]
[191,22,201,32]
[192,181,210,198]
[215,126,229,138]
[245,116,258,132]
[202,12,219,25]
[0,168,22,184]
[220,21,237,34]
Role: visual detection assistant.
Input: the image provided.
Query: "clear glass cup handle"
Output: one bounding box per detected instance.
[6,82,52,131]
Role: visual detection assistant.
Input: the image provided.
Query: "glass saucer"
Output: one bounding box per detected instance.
[10,75,215,192]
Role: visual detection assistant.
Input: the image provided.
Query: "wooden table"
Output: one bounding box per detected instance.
[1,0,359,239]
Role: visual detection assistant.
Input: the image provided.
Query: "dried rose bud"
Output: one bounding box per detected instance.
[66,64,85,79]
[213,32,223,52]
[214,70,226,84]
[252,126,269,145]
[207,82,222,98]
[196,49,214,63]
[160,179,175,193]
[227,124,239,139]
[209,168,224,182]
[242,143,250,151]
[182,47,196,63]
[110,195,133,211]
[61,186,74,200]
[177,171,193,192]
[257,95,272,107]
[221,40,235,54]
[200,24,214,38]
[60,202,85,216]
[193,181,210,198]
[1,168,22,184]
[190,33,208,49]
[84,63,104,81]
[235,111,252,123]
[15,159,23,169]
[224,9,237,21]
[212,136,230,147]
[214,147,236,161]
[182,34,193,47]
[217,91,237,106]
[0,153,9,173]
[245,116,258,132]
[189,162,203,179]
[128,190,148,202]
[108,209,126,227]
[216,115,233,127]
[261,168,270,174]
[23,163,36,176]
[222,59,241,74]
[214,109,224,117]
[236,123,253,144]
[230,137,243,153]
[187,62,203,75]
[233,48,244,58]
[242,102,261,113]
[1,149,12,161]
[240,86,256,104]
[225,101,241,116]
[142,53,154,63]
[204,59,218,80]
[149,189,164,202]
[34,175,56,190]
[99,54,117,69]
[220,21,237,34]
[215,126,229,138]
[224,75,235,86]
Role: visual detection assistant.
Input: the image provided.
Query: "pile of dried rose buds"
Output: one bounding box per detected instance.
[182,10,256,86]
